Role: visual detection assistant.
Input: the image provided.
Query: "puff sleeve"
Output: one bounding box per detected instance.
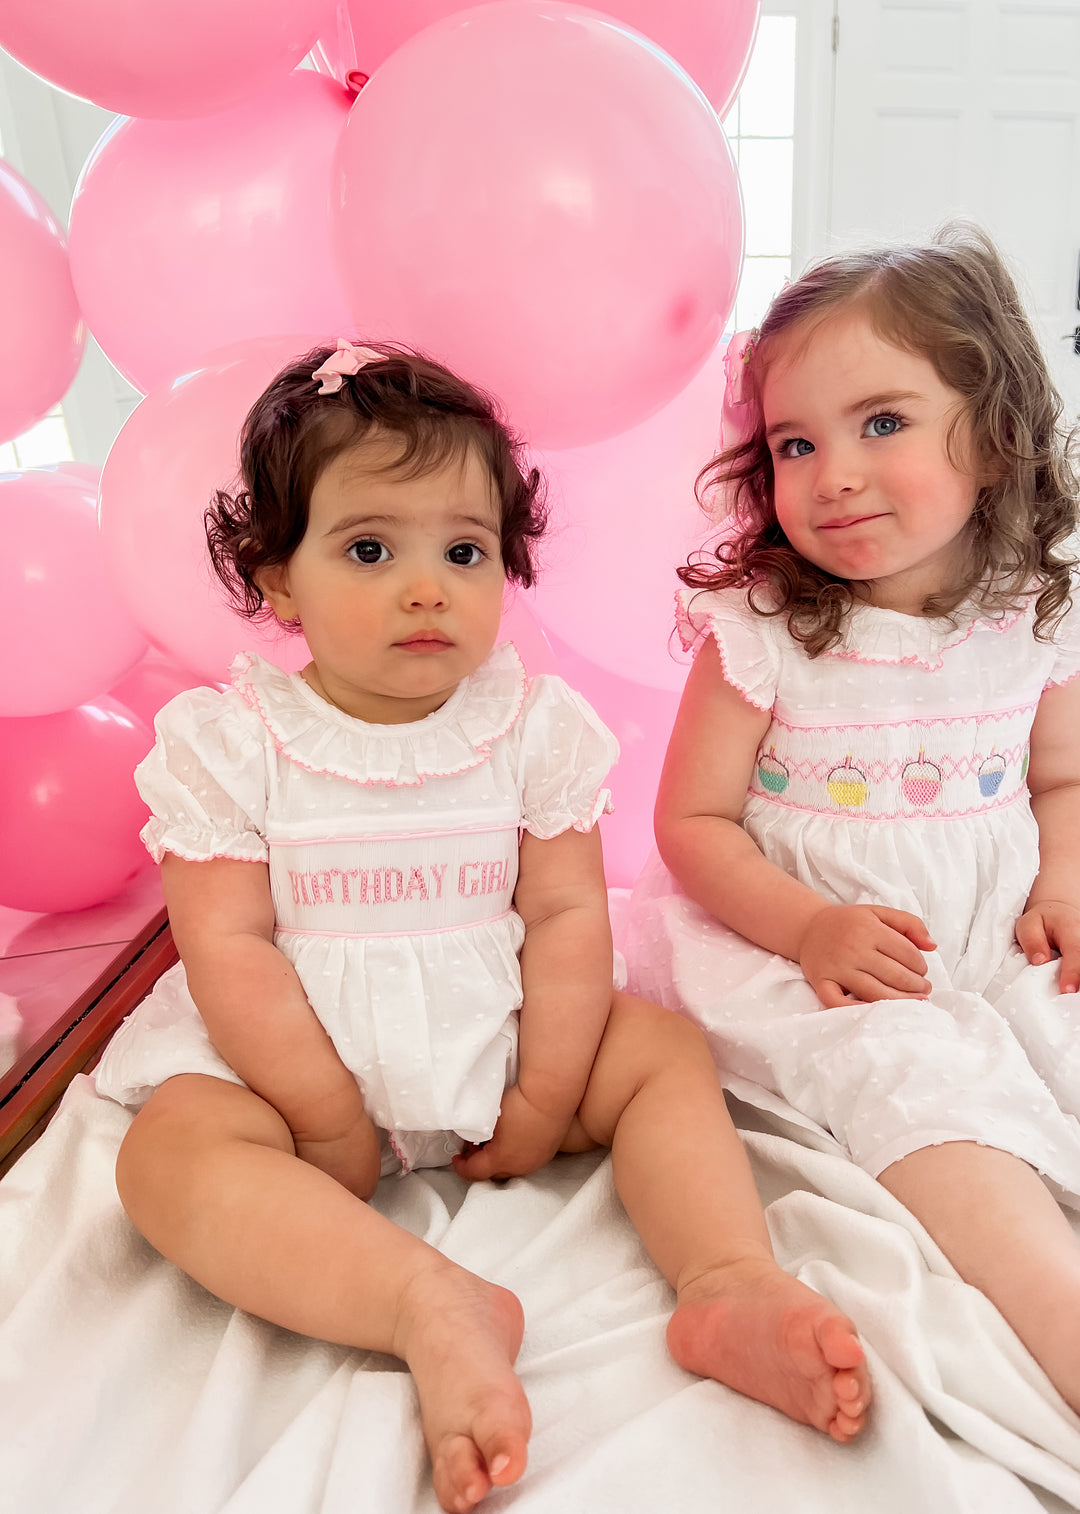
[515,676,619,840]
[676,586,781,712]
[135,687,270,864]
[1046,583,1080,688]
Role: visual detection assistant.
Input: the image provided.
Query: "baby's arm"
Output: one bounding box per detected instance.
[452,825,613,1180]
[1016,676,1080,992]
[655,640,934,1006]
[161,853,380,1194]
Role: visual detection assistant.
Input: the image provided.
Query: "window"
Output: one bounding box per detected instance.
[724,14,798,332]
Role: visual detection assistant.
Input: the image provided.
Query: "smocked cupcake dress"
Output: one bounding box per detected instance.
[95,643,617,1173]
[625,584,1080,1203]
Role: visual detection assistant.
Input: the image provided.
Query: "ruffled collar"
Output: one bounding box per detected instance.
[230,642,528,786]
[825,598,1030,671]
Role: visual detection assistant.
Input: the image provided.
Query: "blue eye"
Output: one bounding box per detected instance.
[446,542,485,566]
[865,414,902,437]
[778,437,814,459]
[347,538,389,565]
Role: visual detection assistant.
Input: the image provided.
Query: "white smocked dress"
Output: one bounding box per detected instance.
[95,644,617,1173]
[626,585,1080,1204]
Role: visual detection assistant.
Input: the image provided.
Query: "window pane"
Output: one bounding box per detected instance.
[740,137,793,256]
[734,257,790,331]
[737,16,797,138]
[13,412,74,469]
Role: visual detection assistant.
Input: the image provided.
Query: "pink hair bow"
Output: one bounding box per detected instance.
[311,339,385,394]
[719,328,759,454]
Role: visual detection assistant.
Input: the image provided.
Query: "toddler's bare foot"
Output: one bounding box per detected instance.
[395,1264,531,1513]
[666,1257,870,1442]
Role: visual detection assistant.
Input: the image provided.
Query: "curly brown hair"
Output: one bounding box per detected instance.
[683,224,1079,656]
[206,342,547,626]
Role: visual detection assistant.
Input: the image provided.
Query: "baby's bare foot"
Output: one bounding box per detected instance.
[666,1257,870,1442]
[395,1264,531,1513]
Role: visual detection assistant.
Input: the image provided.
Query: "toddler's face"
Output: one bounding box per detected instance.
[257,438,506,724]
[761,310,980,615]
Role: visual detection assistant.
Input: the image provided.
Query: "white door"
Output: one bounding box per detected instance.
[830,0,1080,418]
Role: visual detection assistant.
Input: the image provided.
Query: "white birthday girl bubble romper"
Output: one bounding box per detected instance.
[95,644,618,1174]
[625,584,1080,1204]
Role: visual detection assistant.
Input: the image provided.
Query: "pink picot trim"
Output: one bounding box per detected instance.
[766,700,1038,734]
[523,788,615,841]
[141,832,267,867]
[823,605,1026,671]
[387,1129,412,1174]
[675,592,775,712]
[229,647,528,788]
[1046,665,1080,690]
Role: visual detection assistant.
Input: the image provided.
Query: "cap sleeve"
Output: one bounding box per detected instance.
[1046,583,1080,688]
[676,586,780,712]
[516,676,619,840]
[135,687,270,864]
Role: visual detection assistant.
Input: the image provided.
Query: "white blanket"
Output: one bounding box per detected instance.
[3,1073,1080,1514]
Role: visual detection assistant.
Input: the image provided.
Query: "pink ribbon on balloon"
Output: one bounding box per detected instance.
[312,338,385,394]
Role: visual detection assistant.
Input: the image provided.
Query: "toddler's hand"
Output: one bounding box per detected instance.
[452,1085,568,1182]
[799,904,936,1008]
[293,1110,382,1199]
[1016,899,1080,994]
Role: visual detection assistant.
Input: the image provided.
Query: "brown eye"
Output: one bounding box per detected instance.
[347,539,388,565]
[446,542,484,566]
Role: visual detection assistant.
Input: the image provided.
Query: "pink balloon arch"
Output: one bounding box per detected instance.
[0,0,336,119]
[69,71,355,395]
[0,0,761,910]
[332,0,743,448]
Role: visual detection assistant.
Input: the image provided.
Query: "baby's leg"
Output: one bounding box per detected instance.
[116,1074,530,1513]
[569,994,870,1441]
[880,1141,1080,1412]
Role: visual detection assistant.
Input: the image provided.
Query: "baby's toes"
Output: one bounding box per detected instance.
[432,1434,490,1514]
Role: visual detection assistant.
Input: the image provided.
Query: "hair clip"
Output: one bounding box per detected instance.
[311,339,386,394]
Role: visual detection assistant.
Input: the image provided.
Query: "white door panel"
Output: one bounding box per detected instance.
[831,0,1080,417]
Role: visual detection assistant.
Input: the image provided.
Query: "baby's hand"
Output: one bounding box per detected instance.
[799,904,936,1008]
[452,1085,568,1182]
[1016,899,1080,994]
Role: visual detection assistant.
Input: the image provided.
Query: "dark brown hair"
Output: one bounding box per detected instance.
[684,224,1079,655]
[206,342,547,624]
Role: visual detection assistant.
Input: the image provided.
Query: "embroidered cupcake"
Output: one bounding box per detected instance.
[756,747,789,796]
[901,751,941,807]
[826,756,868,809]
[978,752,1006,798]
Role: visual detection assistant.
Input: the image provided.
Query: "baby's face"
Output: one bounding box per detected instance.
[257,439,506,724]
[761,310,979,615]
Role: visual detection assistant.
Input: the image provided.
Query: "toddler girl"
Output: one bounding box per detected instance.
[627,226,1080,1414]
[95,342,869,1513]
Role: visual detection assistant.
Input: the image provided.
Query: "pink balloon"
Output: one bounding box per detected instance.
[0,0,335,120]
[332,1,742,449]
[315,0,758,113]
[0,697,152,914]
[98,335,317,683]
[544,632,679,887]
[0,467,146,716]
[69,72,355,394]
[109,648,219,730]
[0,161,85,447]
[531,338,726,692]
